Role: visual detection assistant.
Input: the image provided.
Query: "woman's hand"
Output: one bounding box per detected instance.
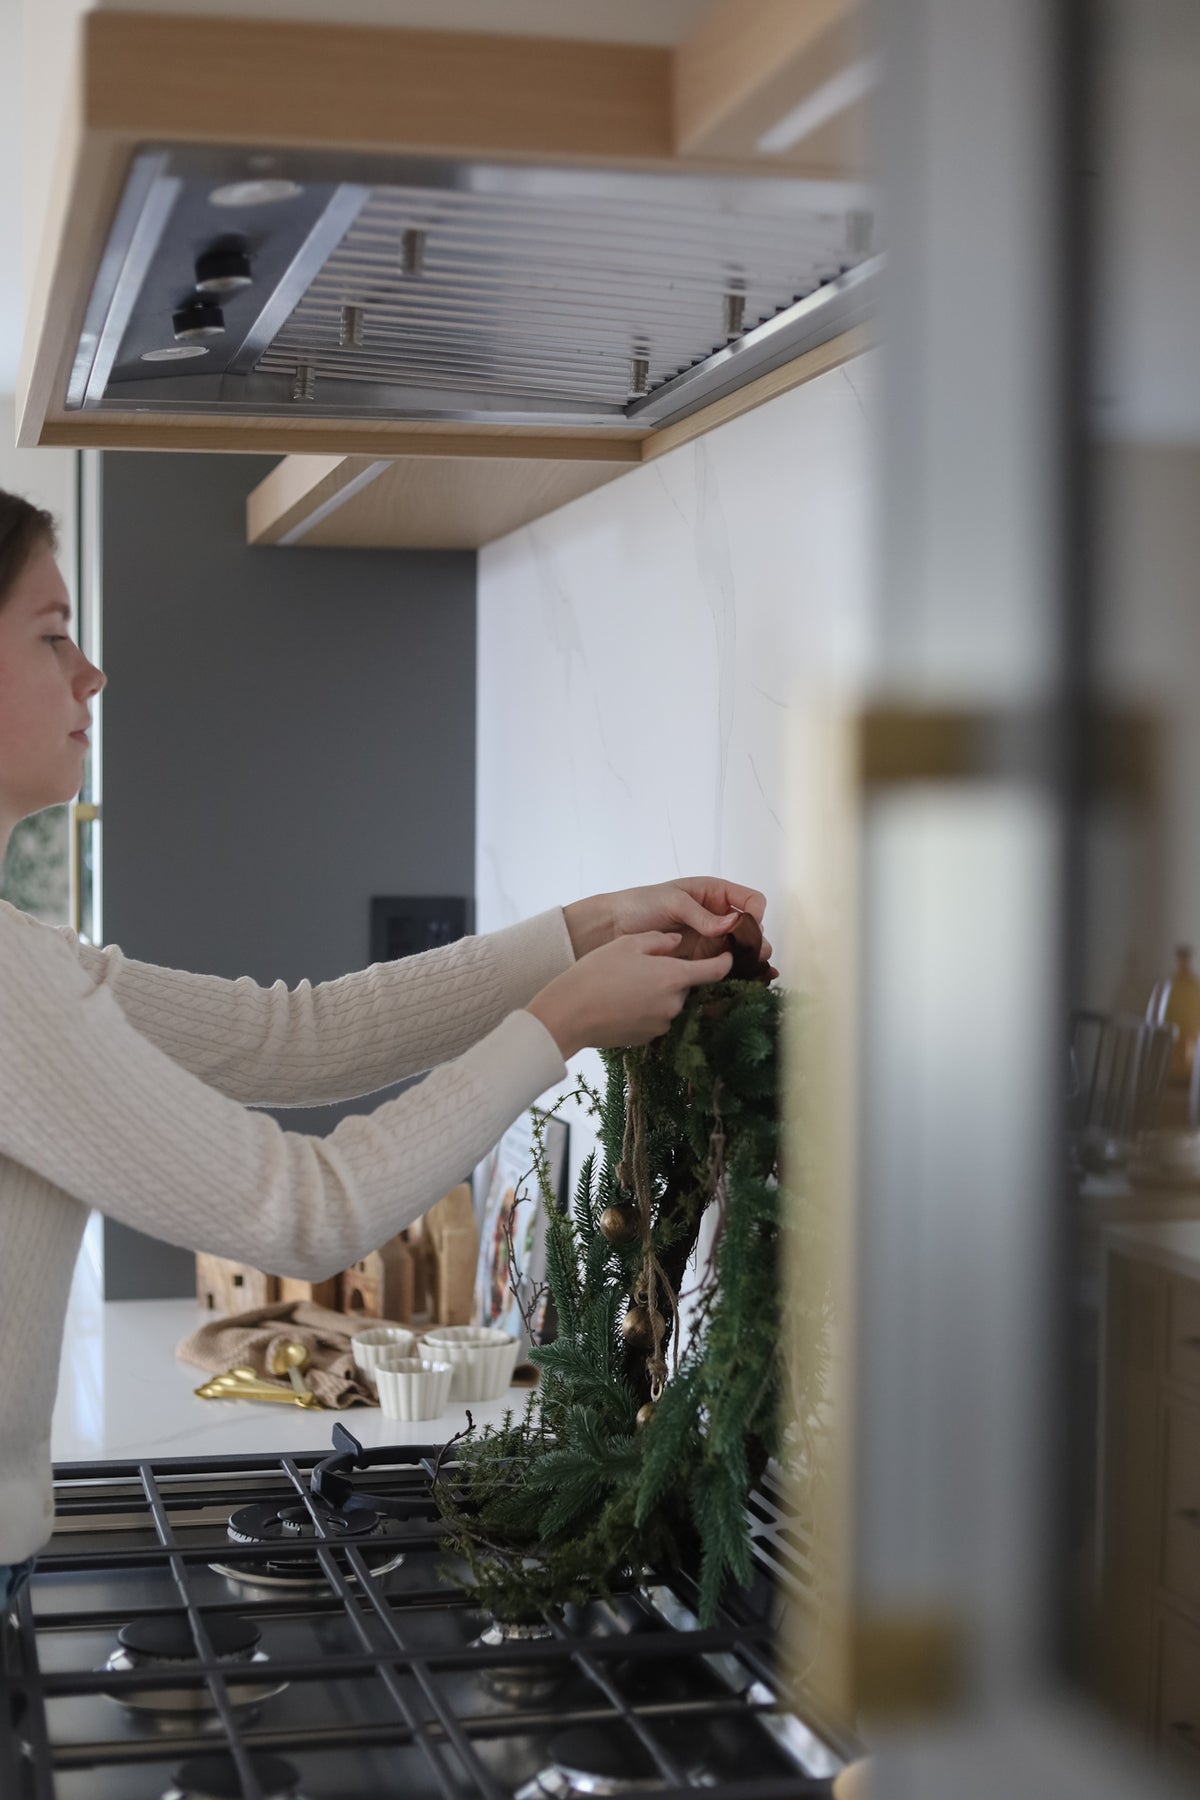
[526,931,733,1061]
[563,878,770,962]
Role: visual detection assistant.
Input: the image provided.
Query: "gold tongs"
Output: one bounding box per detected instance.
[195,1364,320,1408]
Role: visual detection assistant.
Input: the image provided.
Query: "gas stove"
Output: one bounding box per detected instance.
[0,1425,848,1799]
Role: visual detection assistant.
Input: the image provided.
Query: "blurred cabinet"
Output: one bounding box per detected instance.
[1100,1232,1200,1772]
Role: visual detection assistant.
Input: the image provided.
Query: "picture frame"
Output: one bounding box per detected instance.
[472,1109,570,1357]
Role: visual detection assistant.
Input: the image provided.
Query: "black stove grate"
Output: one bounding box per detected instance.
[0,1437,846,1800]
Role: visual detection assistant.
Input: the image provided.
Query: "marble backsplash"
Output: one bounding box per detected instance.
[477,350,879,1177]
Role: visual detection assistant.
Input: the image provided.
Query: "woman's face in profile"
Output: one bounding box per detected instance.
[0,548,105,822]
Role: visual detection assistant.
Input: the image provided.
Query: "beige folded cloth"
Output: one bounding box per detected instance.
[177,1300,413,1409]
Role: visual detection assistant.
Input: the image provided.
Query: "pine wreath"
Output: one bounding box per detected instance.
[434,915,826,1626]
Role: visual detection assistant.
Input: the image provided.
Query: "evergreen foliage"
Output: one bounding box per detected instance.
[434,976,824,1626]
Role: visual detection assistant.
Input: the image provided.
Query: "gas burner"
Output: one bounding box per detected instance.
[162,1751,305,1800]
[209,1498,404,1589]
[472,1616,565,1703]
[99,1610,287,1714]
[515,1727,715,1798]
[10,1433,837,1800]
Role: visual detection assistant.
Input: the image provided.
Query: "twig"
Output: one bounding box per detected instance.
[499,1086,588,1347]
[499,1190,550,1345]
[430,1411,476,1487]
[697,1081,729,1292]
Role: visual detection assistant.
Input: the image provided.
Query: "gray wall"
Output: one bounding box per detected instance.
[99,452,476,1298]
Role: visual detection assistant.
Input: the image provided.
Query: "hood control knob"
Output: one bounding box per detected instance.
[195,245,253,293]
[173,300,226,341]
[402,228,425,277]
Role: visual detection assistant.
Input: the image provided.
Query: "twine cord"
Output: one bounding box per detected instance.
[622,1054,680,1401]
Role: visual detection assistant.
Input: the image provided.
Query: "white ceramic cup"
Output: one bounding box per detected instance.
[374,1356,454,1423]
[351,1326,417,1389]
[422,1325,520,1401]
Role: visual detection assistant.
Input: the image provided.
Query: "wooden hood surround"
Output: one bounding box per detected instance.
[19,0,873,549]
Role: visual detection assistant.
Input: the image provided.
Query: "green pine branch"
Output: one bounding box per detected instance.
[433,976,827,1627]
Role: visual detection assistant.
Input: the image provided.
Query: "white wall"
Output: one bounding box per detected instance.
[0,395,77,595]
[476,353,877,1183]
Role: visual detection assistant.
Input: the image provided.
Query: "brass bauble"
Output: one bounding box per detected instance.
[635,1402,657,1430]
[620,1304,659,1351]
[599,1202,640,1247]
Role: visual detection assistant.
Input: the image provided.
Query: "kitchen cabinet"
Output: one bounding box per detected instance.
[244,328,868,547]
[17,1,874,478]
[246,448,636,552]
[1098,1224,1200,1773]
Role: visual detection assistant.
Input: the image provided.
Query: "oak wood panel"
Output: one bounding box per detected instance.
[640,324,870,461]
[247,328,869,548]
[773,100,870,177]
[673,0,866,162]
[247,453,630,550]
[37,416,648,459]
[1164,1398,1200,1614]
[84,11,674,162]
[15,116,135,452]
[1156,1612,1200,1765]
[247,456,354,546]
[1168,1276,1200,1393]
[1098,1250,1166,1732]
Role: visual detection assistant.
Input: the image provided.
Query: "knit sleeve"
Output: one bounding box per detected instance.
[0,916,567,1280]
[16,904,574,1106]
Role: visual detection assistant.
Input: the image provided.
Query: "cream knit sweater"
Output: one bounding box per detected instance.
[0,897,572,1562]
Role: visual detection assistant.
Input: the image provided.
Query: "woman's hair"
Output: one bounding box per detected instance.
[0,488,58,612]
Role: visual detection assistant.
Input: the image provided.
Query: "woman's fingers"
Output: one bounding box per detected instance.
[677,950,734,987]
[641,929,684,954]
[603,878,768,943]
[679,876,766,924]
[673,892,737,935]
[528,917,754,1060]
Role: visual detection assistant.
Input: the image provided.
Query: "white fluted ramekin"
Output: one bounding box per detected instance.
[422,1326,520,1401]
[374,1356,454,1423]
[351,1327,416,1389]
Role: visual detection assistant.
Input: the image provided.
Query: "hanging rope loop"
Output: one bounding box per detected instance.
[622,1053,681,1391]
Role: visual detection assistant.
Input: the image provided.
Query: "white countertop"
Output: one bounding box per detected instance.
[1081,1168,1200,1219]
[51,1222,527,1466]
[1102,1218,1200,1283]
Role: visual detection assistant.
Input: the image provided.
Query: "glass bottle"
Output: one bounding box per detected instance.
[1148,945,1200,1085]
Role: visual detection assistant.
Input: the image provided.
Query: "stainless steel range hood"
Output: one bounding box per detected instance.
[19,6,877,463]
[68,143,879,434]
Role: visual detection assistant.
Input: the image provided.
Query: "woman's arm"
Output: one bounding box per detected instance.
[4,875,762,1109]
[10,902,573,1107]
[0,909,566,1279]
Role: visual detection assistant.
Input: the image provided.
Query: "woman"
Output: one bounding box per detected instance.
[0,489,769,1603]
